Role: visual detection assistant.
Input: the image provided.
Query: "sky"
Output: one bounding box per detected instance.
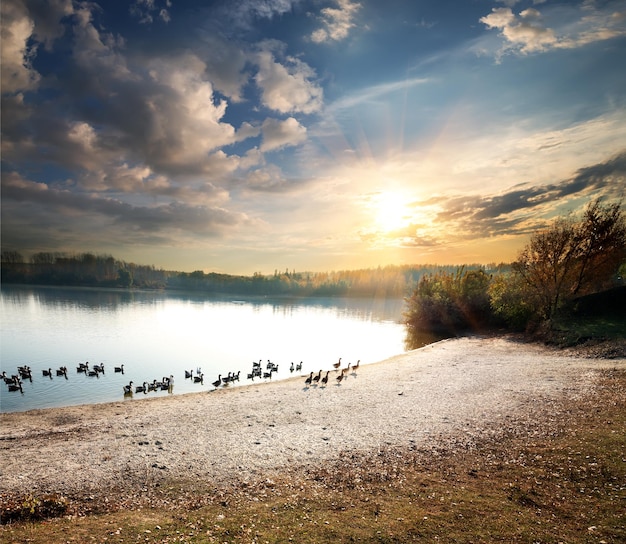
[1,0,625,275]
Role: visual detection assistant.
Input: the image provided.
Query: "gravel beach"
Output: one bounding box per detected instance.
[1,335,624,507]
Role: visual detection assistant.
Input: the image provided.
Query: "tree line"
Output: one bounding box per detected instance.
[0,249,499,298]
[404,199,626,345]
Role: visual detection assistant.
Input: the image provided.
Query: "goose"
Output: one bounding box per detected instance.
[232,370,241,382]
[333,358,342,370]
[77,363,88,373]
[351,360,360,373]
[185,370,193,379]
[56,367,67,377]
[263,369,274,379]
[123,381,134,394]
[114,364,124,373]
[289,362,295,373]
[212,374,222,388]
[8,381,23,392]
[304,372,314,386]
[321,371,330,386]
[341,362,351,376]
[42,368,52,378]
[222,372,233,384]
[336,373,344,384]
[92,363,104,373]
[295,361,303,372]
[136,382,148,393]
[193,373,204,384]
[313,370,322,384]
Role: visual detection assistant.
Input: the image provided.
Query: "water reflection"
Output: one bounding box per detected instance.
[1,285,411,413]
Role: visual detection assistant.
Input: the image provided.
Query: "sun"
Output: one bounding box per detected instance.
[372,191,411,232]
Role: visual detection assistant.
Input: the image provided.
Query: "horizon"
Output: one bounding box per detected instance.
[2,0,625,275]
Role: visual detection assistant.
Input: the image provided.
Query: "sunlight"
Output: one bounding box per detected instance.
[372,191,412,232]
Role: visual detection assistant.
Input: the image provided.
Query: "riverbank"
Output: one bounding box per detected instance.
[1,335,625,521]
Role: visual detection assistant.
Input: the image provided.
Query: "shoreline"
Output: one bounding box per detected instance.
[1,335,624,506]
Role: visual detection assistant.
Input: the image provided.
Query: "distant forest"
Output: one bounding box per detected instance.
[0,250,508,298]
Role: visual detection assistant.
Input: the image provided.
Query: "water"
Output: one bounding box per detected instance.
[1,285,412,413]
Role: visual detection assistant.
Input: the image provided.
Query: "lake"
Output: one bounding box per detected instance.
[0,285,413,413]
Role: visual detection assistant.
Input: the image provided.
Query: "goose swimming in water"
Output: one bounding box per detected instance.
[42,368,52,378]
[123,381,134,394]
[114,364,124,373]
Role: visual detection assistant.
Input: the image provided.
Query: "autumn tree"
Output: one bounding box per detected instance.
[512,199,625,321]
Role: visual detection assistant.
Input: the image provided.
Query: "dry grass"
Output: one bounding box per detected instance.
[2,366,624,543]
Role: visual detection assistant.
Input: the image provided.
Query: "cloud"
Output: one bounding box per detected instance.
[480,1,626,56]
[254,45,323,114]
[1,171,253,246]
[432,151,626,239]
[310,0,362,44]
[480,7,557,54]
[260,117,307,152]
[224,0,299,30]
[130,0,172,24]
[0,0,41,94]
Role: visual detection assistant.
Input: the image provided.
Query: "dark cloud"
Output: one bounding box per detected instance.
[428,151,626,239]
[1,172,252,252]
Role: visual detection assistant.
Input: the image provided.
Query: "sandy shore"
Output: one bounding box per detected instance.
[1,336,624,503]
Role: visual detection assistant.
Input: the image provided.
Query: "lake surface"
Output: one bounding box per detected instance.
[1,285,412,413]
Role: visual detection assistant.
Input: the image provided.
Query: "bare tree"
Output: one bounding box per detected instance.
[513,199,625,320]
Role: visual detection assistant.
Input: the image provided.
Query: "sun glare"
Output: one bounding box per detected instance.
[372,191,411,232]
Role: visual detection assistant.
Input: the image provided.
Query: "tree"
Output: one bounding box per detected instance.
[513,199,625,321]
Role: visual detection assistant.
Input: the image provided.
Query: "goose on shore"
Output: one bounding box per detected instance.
[304,372,314,386]
[212,374,222,388]
[313,370,322,384]
[321,370,330,386]
[336,373,344,385]
[351,360,360,373]
[333,358,342,370]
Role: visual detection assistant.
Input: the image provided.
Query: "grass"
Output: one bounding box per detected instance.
[2,368,624,543]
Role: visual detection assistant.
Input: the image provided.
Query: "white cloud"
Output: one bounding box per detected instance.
[260,117,307,152]
[480,1,626,56]
[254,48,323,114]
[0,0,40,94]
[310,0,361,44]
[480,7,556,54]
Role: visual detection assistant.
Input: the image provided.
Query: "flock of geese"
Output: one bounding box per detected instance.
[1,361,126,395]
[4,356,361,399]
[303,357,360,387]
